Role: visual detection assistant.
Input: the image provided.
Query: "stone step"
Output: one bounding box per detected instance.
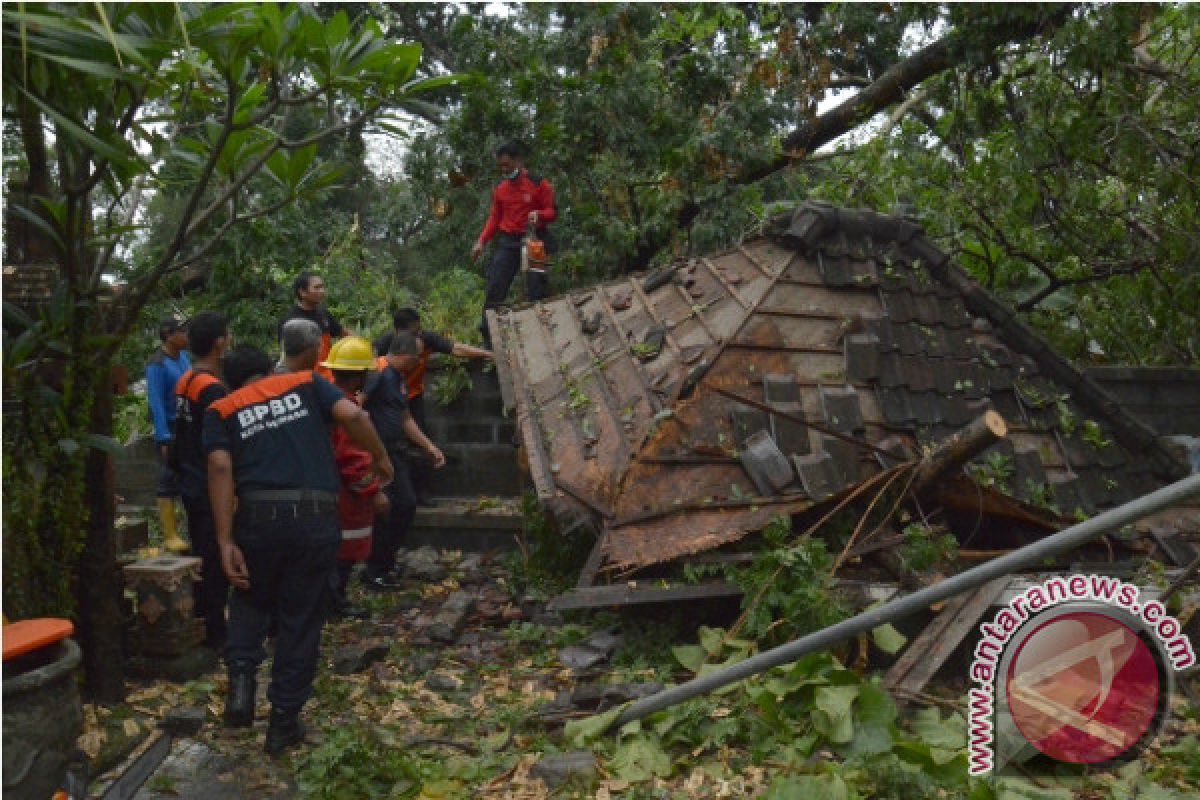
[426,442,526,497]
[408,495,523,552]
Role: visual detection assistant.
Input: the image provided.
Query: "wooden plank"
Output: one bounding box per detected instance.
[885,576,1010,704]
[548,581,742,612]
[100,732,172,800]
[701,257,751,309]
[575,531,610,589]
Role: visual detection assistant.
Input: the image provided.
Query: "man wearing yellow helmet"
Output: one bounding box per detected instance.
[321,337,390,617]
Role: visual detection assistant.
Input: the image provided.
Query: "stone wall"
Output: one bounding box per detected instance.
[1087,366,1200,437]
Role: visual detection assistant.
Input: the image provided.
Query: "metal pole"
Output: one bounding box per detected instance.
[609,472,1200,730]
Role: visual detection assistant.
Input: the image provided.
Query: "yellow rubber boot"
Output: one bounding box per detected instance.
[158,498,188,553]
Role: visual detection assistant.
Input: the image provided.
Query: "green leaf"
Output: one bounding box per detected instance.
[871,622,907,654]
[672,644,707,673]
[845,682,896,756]
[609,735,672,783]
[812,685,859,744]
[35,51,126,79]
[763,773,850,800]
[563,705,623,748]
[909,707,965,750]
[18,86,136,169]
[698,625,725,657]
[991,778,1075,799]
[401,73,465,93]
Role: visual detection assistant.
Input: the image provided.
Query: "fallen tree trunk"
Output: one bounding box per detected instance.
[913,410,1008,495]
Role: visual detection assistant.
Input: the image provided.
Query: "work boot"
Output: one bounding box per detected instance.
[264,708,306,756]
[224,673,256,728]
[158,498,189,553]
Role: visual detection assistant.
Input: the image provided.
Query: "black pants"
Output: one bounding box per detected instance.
[182,496,228,648]
[225,506,339,713]
[409,394,433,499]
[156,450,180,498]
[480,240,549,344]
[366,454,416,578]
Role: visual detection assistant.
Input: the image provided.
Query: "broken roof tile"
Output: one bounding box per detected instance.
[820,385,865,433]
[792,452,842,500]
[730,406,770,448]
[764,374,811,457]
[740,430,794,496]
[820,434,862,485]
[763,373,801,404]
[818,252,857,287]
[874,434,916,468]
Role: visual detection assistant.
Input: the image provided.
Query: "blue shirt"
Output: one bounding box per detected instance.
[146,349,191,443]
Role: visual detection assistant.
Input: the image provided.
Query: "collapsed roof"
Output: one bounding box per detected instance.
[488,202,1191,577]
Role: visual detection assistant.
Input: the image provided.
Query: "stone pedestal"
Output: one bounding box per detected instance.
[123,556,203,657]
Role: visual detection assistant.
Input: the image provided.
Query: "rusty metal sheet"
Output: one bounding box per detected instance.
[604,499,814,572]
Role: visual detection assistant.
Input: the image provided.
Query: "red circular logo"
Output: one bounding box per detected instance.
[1005,611,1160,764]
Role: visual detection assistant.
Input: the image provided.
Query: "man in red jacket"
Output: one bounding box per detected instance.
[470,140,557,346]
[322,336,389,619]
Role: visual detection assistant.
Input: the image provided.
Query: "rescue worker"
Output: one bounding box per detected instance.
[205,345,392,754]
[146,315,191,553]
[278,271,344,377]
[469,140,557,345]
[361,330,445,590]
[172,311,231,648]
[322,336,389,619]
[276,318,322,374]
[374,307,492,505]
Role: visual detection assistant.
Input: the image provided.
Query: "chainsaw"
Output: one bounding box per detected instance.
[520,219,550,299]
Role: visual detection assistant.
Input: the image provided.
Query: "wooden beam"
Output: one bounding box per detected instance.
[548,581,742,612]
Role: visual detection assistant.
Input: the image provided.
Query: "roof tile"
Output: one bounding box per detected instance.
[820,386,865,433]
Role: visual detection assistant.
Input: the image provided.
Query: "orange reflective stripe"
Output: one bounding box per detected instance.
[209,371,314,419]
[406,351,431,399]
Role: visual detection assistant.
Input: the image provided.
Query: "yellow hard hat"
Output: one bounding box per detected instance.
[321,335,375,371]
